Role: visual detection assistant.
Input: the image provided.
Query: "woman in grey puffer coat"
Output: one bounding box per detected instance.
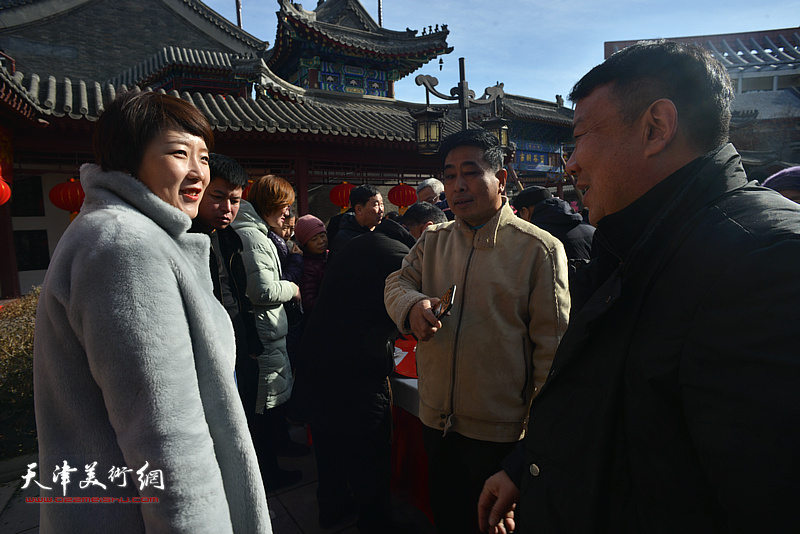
[230,174,302,489]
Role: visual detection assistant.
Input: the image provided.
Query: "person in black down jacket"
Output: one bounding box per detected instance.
[296,202,446,533]
[511,186,595,261]
[479,40,800,534]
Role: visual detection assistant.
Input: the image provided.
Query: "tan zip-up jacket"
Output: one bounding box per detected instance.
[384,201,570,442]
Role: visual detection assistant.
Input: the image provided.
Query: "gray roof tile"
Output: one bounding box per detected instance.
[732,88,800,120]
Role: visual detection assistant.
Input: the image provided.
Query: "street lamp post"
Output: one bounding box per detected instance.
[411,57,506,154]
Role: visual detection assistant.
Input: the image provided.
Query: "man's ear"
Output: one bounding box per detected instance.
[642,98,678,158]
[496,168,508,194]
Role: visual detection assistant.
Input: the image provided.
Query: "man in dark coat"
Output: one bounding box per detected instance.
[190,153,262,368]
[296,202,446,533]
[329,184,385,253]
[479,41,800,534]
[511,186,595,261]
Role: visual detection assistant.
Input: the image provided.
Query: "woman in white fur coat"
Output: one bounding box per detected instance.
[230,174,301,489]
[33,91,271,533]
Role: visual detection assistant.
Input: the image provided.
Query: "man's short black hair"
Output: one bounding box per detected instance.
[569,40,733,153]
[209,153,249,188]
[511,186,552,211]
[439,129,504,173]
[349,184,381,207]
[402,201,447,228]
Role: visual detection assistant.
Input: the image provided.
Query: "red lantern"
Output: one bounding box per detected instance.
[329,182,355,213]
[49,177,85,220]
[242,179,254,201]
[388,183,417,214]
[0,179,10,205]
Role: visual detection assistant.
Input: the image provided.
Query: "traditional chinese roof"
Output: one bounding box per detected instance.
[0,0,268,86]
[490,94,573,127]
[0,0,36,10]
[6,64,426,141]
[731,88,800,120]
[463,93,574,144]
[267,0,452,81]
[605,28,800,73]
[106,46,263,95]
[0,0,268,60]
[0,58,43,126]
[106,46,308,103]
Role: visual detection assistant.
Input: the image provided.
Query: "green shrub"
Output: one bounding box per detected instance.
[0,287,39,460]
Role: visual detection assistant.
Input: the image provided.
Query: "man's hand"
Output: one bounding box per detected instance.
[409,298,441,342]
[478,470,520,534]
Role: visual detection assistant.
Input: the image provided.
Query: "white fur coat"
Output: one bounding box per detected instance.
[33,164,272,533]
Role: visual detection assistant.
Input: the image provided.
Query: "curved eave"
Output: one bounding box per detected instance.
[283,12,449,57]
[12,70,421,141]
[106,47,242,88]
[268,12,450,78]
[0,67,44,126]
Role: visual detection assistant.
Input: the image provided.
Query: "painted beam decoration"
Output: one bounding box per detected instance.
[319,62,387,96]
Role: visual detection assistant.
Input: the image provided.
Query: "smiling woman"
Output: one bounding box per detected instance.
[136,130,210,218]
[33,91,272,533]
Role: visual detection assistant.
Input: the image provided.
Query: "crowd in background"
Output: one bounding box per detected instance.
[31,39,800,534]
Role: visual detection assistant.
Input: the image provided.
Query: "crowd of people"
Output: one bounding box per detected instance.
[32,40,799,534]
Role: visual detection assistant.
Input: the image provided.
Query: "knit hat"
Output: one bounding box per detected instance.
[762,166,800,193]
[294,214,326,246]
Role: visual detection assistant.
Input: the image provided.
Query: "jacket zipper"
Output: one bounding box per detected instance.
[445,233,476,435]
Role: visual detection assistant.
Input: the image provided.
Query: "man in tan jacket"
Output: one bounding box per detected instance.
[384,129,571,534]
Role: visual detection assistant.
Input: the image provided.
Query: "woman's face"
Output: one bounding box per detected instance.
[265,204,291,230]
[282,216,296,241]
[137,129,210,218]
[304,231,328,255]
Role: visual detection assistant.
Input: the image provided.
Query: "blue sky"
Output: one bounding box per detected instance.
[204,0,798,106]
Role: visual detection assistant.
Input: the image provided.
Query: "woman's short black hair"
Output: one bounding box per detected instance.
[93,90,214,176]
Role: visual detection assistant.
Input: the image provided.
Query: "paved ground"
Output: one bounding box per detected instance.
[0,426,436,534]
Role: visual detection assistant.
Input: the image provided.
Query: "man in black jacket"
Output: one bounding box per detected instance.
[296,202,446,533]
[511,185,595,261]
[329,184,385,253]
[191,153,262,366]
[479,41,800,533]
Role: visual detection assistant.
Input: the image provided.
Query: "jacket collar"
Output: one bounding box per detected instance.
[593,143,746,270]
[79,163,192,238]
[375,218,417,248]
[230,199,269,235]
[453,198,514,249]
[624,143,747,273]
